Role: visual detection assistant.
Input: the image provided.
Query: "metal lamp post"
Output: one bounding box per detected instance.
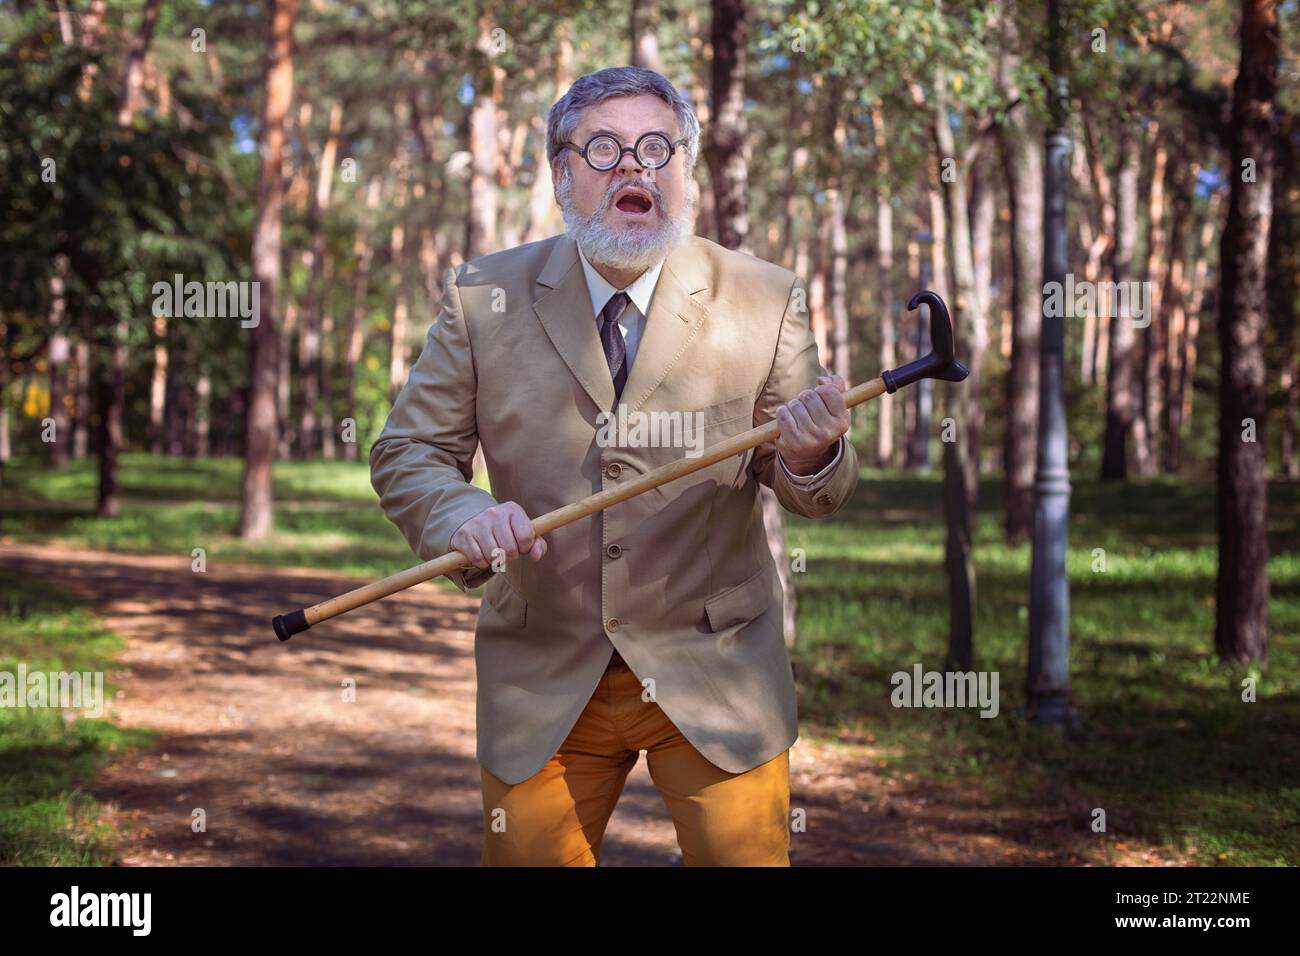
[1027,0,1078,729]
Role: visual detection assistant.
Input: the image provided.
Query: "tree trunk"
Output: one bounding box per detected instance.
[1215,0,1277,664]
[705,0,751,252]
[277,101,313,459]
[630,0,663,70]
[708,0,794,642]
[96,0,160,512]
[970,151,995,345]
[1270,121,1299,478]
[240,0,298,540]
[1101,119,1143,481]
[965,153,992,478]
[345,175,381,461]
[1139,124,1168,474]
[319,256,336,460]
[37,0,73,438]
[73,337,90,458]
[825,81,851,383]
[998,107,1042,541]
[929,70,986,670]
[388,161,411,405]
[809,211,830,367]
[163,322,190,455]
[51,0,75,44]
[76,0,107,102]
[685,9,716,242]
[46,254,71,467]
[777,90,807,268]
[1171,187,1224,471]
[872,101,896,468]
[1078,114,1115,387]
[997,13,1042,539]
[907,182,947,471]
[525,25,571,242]
[902,235,921,453]
[194,367,211,458]
[465,13,502,261]
[0,343,10,488]
[295,99,342,459]
[1161,160,1194,473]
[96,321,127,517]
[1282,318,1300,478]
[148,313,167,453]
[115,0,160,126]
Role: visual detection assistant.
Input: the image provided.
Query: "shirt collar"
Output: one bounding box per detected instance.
[576,241,666,323]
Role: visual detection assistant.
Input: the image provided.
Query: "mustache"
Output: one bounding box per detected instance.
[602,178,662,210]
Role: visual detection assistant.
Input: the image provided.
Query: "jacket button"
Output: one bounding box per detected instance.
[606,544,622,559]
[607,617,621,632]
[605,461,623,479]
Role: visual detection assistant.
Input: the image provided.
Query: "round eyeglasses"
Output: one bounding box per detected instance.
[558,131,689,171]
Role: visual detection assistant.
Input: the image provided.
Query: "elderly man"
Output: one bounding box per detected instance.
[370,65,859,867]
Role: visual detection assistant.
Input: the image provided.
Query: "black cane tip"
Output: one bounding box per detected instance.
[273,609,310,642]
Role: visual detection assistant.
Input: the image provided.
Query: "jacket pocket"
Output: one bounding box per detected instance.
[699,391,755,430]
[484,574,527,628]
[693,392,756,486]
[704,566,773,632]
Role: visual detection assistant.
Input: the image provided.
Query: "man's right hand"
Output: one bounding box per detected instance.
[451,502,547,570]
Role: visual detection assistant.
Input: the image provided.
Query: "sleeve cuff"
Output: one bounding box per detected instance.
[778,437,845,490]
[458,566,494,590]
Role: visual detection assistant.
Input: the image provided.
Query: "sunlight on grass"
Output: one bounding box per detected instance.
[787,471,1300,866]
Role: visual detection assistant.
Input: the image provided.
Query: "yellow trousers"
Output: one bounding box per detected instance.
[480,651,791,866]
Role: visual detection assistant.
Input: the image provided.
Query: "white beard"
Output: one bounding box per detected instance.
[556,167,695,272]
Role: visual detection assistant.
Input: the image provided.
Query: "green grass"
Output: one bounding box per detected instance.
[1,452,423,579]
[1,452,495,580]
[786,470,1300,866]
[0,577,155,866]
[2,452,1298,864]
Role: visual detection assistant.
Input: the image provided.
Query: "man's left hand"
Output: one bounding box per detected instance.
[774,373,850,476]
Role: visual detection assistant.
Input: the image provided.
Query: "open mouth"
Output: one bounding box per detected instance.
[613,189,654,216]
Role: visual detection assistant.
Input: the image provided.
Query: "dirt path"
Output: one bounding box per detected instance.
[0,541,1181,866]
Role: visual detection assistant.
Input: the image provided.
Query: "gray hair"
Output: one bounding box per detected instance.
[546,66,701,178]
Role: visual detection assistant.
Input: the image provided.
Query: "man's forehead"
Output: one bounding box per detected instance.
[576,96,679,139]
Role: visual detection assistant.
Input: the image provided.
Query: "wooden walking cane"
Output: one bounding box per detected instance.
[272,290,969,641]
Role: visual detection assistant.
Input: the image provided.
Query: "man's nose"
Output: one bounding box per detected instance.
[614,149,645,174]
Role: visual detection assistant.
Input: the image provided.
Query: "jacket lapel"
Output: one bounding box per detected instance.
[620,240,710,414]
[532,235,616,412]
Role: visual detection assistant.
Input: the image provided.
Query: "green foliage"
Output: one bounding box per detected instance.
[0,577,155,866]
[0,2,245,426]
[0,18,236,303]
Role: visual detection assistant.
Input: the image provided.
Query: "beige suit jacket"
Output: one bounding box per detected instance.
[370,232,859,785]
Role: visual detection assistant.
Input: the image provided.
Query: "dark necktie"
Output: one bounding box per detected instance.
[599,291,630,402]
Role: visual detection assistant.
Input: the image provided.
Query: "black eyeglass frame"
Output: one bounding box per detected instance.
[557,131,691,171]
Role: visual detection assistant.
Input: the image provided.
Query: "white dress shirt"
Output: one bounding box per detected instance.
[575,241,843,489]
